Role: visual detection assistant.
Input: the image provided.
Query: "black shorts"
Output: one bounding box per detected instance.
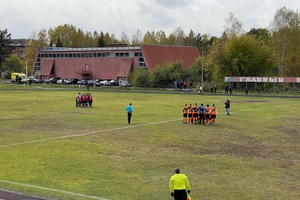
[174,190,187,200]
[206,114,210,119]
[188,113,192,117]
[183,113,187,117]
[211,114,216,119]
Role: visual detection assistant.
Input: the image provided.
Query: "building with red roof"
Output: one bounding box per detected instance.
[33,44,200,81]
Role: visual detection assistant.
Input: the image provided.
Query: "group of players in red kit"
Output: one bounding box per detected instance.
[183,103,217,125]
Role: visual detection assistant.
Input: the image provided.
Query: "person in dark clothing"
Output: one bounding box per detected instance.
[225,99,230,116]
[245,86,248,95]
[225,85,229,94]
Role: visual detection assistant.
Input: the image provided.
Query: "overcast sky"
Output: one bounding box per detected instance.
[1,0,299,40]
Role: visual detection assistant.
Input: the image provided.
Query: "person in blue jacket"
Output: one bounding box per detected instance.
[126,103,133,124]
[198,103,205,124]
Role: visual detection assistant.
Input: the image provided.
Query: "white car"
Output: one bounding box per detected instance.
[99,80,108,85]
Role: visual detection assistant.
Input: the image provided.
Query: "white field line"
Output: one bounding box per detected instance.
[0,119,180,148]
[0,105,282,148]
[0,119,180,200]
[0,180,108,200]
[0,106,289,199]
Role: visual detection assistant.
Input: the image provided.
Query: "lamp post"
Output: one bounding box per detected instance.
[201,46,204,94]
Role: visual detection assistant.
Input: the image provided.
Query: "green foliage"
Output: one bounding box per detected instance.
[97,31,105,47]
[149,61,184,87]
[206,34,277,85]
[184,57,203,84]
[0,29,13,70]
[3,54,24,72]
[270,7,300,76]
[131,68,149,87]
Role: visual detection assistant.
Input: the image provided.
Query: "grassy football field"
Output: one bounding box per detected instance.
[0,85,299,200]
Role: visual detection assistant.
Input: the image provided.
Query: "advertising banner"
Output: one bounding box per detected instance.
[225,77,300,83]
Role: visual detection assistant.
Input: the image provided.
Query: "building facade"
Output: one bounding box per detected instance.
[33,44,200,81]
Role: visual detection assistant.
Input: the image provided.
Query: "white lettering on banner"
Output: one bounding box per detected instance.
[229,77,300,82]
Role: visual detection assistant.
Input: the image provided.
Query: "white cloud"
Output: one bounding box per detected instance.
[0,0,299,40]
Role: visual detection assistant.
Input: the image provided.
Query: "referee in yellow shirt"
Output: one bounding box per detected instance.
[169,167,191,200]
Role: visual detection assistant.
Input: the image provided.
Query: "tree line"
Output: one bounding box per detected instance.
[1,6,300,90]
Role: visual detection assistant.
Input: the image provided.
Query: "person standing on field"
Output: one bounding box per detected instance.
[225,99,230,116]
[210,104,217,124]
[198,103,205,124]
[182,104,189,124]
[205,104,211,124]
[169,167,191,200]
[126,103,133,124]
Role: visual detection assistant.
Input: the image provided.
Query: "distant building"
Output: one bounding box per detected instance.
[10,39,27,57]
[33,44,200,81]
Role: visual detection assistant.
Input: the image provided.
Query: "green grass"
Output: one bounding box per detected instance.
[0,84,299,200]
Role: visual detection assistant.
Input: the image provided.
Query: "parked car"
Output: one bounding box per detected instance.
[87,80,96,86]
[67,78,79,84]
[119,80,131,87]
[77,79,87,85]
[56,79,65,84]
[109,80,119,86]
[45,77,61,84]
[27,76,42,84]
[99,80,109,86]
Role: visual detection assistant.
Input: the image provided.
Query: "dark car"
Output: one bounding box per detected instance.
[110,80,119,86]
[45,77,61,84]
[68,78,79,84]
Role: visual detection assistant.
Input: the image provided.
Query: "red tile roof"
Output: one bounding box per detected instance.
[141,44,200,72]
[117,58,133,77]
[40,59,54,75]
[40,57,134,80]
[36,45,200,80]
